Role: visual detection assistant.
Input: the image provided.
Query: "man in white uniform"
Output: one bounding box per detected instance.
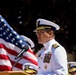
[34,19,68,75]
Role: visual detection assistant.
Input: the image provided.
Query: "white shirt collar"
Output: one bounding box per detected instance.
[43,39,55,50]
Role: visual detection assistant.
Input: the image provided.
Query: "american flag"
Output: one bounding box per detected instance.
[0,15,38,71]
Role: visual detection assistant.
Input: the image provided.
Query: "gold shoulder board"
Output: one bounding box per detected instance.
[52,44,59,49]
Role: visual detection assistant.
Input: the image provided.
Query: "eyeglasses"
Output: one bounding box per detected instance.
[35,30,46,35]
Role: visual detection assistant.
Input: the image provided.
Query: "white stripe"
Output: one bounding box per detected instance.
[24,51,37,61]
[0,59,12,67]
[0,39,21,52]
[0,48,7,55]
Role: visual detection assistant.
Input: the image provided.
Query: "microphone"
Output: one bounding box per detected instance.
[15,46,29,60]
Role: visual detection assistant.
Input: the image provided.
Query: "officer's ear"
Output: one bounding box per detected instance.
[44,28,54,36]
[48,30,54,36]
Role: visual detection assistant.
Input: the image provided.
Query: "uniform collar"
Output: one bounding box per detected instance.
[43,39,55,50]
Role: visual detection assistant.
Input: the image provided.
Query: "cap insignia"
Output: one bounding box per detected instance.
[24,65,29,70]
[36,21,40,27]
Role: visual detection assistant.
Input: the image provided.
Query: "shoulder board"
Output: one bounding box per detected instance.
[52,44,59,49]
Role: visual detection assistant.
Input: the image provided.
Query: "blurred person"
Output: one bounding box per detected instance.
[68,62,76,75]
[22,63,38,75]
[34,18,68,75]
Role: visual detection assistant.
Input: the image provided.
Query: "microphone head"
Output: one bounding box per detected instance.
[23,45,29,51]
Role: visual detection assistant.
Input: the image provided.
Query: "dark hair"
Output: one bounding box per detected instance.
[44,28,55,36]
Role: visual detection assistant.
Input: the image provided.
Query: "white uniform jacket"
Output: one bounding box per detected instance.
[37,39,68,75]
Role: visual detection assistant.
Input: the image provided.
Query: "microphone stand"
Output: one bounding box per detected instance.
[12,46,29,70]
[11,54,23,71]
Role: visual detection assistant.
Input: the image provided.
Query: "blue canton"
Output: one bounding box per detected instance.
[0,15,29,49]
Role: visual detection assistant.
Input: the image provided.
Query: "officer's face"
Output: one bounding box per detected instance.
[71,73,76,75]
[70,71,76,75]
[36,29,53,44]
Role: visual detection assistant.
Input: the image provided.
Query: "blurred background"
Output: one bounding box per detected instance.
[0,0,76,61]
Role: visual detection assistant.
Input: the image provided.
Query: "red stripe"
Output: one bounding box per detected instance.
[28,49,35,55]
[0,44,18,56]
[0,54,9,60]
[23,56,38,66]
[0,65,12,71]
[10,59,22,70]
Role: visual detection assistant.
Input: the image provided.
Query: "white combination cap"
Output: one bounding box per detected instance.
[21,35,35,48]
[68,62,76,73]
[22,63,38,74]
[68,62,76,67]
[34,18,60,32]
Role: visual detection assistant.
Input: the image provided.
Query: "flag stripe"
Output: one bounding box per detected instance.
[0,59,12,66]
[0,65,11,71]
[0,54,9,60]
